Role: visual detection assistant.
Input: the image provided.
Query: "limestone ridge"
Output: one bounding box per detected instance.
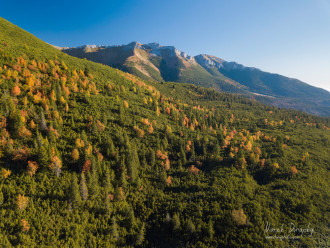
[61,42,330,116]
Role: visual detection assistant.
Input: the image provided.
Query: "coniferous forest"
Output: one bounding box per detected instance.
[0,17,329,247]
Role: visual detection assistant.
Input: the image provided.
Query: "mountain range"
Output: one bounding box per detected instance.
[61,42,330,116]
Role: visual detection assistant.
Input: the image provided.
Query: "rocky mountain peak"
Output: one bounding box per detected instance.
[125,41,143,50]
[195,54,225,68]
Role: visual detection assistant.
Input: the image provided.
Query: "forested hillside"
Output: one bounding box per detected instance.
[0,17,329,247]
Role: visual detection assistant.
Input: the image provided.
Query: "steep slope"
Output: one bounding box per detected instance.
[62,42,246,93]
[0,17,329,248]
[196,54,330,99]
[63,43,330,116]
[196,55,330,116]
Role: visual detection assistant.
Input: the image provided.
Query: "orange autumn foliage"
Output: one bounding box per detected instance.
[123,100,129,108]
[27,161,38,176]
[156,150,168,160]
[166,176,172,185]
[133,126,144,138]
[0,116,7,128]
[141,118,150,126]
[29,120,36,129]
[75,138,85,148]
[148,124,154,134]
[165,107,171,115]
[189,165,200,175]
[17,194,29,211]
[21,219,30,232]
[108,193,114,201]
[82,159,91,173]
[96,152,104,161]
[49,156,62,170]
[11,85,21,96]
[231,209,247,226]
[117,187,125,201]
[164,158,170,170]
[85,144,93,157]
[290,166,298,175]
[18,126,32,138]
[96,120,106,132]
[260,158,266,168]
[12,146,30,161]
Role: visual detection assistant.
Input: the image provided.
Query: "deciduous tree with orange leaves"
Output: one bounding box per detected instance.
[290,166,298,175]
[17,194,29,211]
[11,85,21,96]
[166,176,172,185]
[231,209,247,226]
[189,165,200,175]
[21,219,29,232]
[27,161,38,176]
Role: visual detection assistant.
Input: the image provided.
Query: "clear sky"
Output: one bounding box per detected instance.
[1,0,329,91]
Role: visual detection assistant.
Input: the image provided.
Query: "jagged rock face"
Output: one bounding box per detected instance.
[62,42,196,62]
[194,54,225,69]
[141,43,195,61]
[60,42,330,116]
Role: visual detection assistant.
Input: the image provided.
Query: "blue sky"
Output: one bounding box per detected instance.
[1,0,329,91]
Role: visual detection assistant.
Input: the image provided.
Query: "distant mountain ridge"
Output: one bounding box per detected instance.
[62,42,245,92]
[61,42,330,116]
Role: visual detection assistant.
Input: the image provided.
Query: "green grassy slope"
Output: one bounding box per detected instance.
[177,65,247,93]
[0,17,329,248]
[219,63,330,100]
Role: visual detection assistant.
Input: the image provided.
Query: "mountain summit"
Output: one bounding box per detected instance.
[61,42,330,116]
[62,42,243,92]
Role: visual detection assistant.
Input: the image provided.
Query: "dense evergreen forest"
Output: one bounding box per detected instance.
[0,17,329,247]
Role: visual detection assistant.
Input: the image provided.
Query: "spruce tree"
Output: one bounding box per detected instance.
[103,189,110,216]
[79,172,88,201]
[119,156,127,188]
[207,219,215,239]
[127,207,136,231]
[123,132,130,151]
[88,161,99,199]
[127,143,139,181]
[159,169,167,185]
[39,109,47,131]
[135,223,145,246]
[38,146,49,168]
[186,218,195,233]
[81,130,88,146]
[111,216,119,241]
[213,144,220,158]
[104,170,113,192]
[149,149,155,167]
[180,145,186,165]
[172,213,180,231]
[53,156,62,177]
[119,104,124,124]
[0,188,3,205]
[70,174,81,208]
[55,82,62,104]
[106,137,115,157]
